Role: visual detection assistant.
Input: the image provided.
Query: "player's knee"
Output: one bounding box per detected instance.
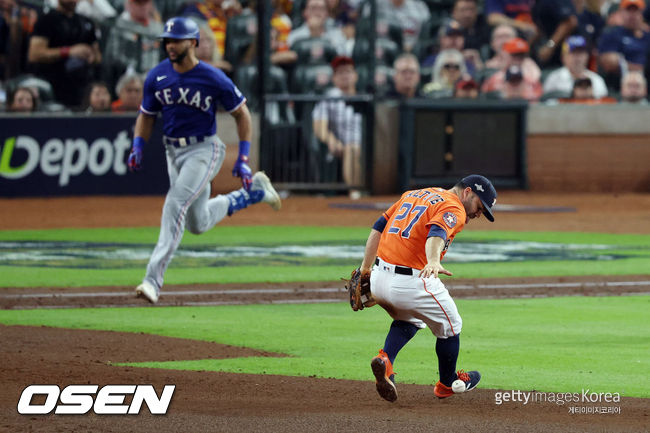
[186,219,208,235]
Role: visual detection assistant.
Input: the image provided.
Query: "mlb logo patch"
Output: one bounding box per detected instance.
[443,212,457,228]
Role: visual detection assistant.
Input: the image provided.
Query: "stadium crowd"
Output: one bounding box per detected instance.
[1,0,650,112]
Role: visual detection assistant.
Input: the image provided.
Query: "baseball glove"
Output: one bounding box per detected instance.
[343,268,376,311]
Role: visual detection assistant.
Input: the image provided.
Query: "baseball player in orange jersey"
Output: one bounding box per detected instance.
[358,174,496,402]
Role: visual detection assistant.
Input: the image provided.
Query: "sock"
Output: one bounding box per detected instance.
[383,320,419,381]
[226,188,264,216]
[436,334,460,386]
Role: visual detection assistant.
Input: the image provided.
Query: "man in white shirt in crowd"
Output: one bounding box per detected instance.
[543,34,608,98]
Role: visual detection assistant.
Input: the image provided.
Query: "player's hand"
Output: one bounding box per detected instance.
[232,156,252,191]
[419,262,452,279]
[127,147,143,171]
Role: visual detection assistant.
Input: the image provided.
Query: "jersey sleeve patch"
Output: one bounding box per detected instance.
[442,212,458,228]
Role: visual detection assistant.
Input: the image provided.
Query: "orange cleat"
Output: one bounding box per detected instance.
[370,349,397,402]
[435,370,481,399]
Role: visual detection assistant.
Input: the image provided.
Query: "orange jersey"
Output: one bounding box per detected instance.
[376,187,467,269]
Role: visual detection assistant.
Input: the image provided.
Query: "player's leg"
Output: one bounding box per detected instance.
[185,138,228,234]
[413,277,480,398]
[369,271,423,402]
[138,144,222,302]
[222,171,282,215]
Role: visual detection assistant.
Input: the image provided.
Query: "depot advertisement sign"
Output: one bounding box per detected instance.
[0,115,167,196]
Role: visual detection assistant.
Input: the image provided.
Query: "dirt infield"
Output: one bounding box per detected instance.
[1,193,649,432]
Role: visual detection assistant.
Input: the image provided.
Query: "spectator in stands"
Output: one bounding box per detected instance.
[111,71,143,112]
[422,49,467,99]
[102,0,164,92]
[196,19,233,71]
[482,37,542,99]
[500,64,541,100]
[572,0,605,69]
[325,0,357,55]
[180,0,242,62]
[620,70,648,103]
[6,86,37,112]
[422,20,483,75]
[598,0,650,87]
[485,24,539,76]
[570,76,594,99]
[82,81,112,112]
[451,0,491,52]
[312,56,363,190]
[1,0,38,80]
[543,35,608,98]
[532,0,578,67]
[46,0,118,22]
[27,0,101,108]
[311,56,362,181]
[270,0,298,64]
[555,75,616,103]
[288,0,348,54]
[485,0,537,41]
[360,0,431,52]
[454,77,480,98]
[385,52,422,98]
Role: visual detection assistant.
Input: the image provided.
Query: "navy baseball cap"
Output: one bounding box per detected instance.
[439,20,464,38]
[563,35,587,54]
[461,174,497,222]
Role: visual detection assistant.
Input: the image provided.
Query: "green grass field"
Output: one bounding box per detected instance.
[1,226,649,399]
[0,296,647,397]
[1,227,649,287]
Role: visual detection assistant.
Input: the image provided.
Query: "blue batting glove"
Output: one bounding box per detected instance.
[232,156,252,191]
[128,137,145,172]
[232,140,252,191]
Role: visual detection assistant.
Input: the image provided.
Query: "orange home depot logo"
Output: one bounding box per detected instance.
[0,131,131,186]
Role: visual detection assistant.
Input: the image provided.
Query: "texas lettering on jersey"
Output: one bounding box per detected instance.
[377,187,467,270]
[153,87,213,112]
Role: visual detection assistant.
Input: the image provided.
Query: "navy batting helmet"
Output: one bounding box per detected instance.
[160,17,200,46]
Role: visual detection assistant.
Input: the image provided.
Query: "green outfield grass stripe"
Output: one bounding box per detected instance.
[2,257,650,288]
[0,226,372,245]
[0,296,648,398]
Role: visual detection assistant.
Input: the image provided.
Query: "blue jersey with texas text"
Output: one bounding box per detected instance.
[140,59,246,138]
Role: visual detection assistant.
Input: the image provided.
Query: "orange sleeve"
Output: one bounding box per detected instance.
[425,201,465,242]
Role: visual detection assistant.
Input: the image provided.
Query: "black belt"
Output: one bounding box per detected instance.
[375,258,414,275]
[162,135,206,148]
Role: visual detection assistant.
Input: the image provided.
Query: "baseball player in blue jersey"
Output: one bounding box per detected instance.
[128,16,281,304]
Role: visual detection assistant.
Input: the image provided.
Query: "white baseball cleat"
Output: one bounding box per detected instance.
[251,171,281,211]
[135,281,159,304]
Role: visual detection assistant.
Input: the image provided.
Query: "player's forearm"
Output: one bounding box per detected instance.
[548,16,577,47]
[134,112,156,142]
[425,236,445,267]
[231,103,252,142]
[361,229,381,273]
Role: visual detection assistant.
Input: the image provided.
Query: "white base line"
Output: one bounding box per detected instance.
[2,281,649,300]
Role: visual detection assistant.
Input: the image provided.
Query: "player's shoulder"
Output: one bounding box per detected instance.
[145,59,172,80]
[196,60,229,79]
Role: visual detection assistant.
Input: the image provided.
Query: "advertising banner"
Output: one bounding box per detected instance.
[0,115,168,197]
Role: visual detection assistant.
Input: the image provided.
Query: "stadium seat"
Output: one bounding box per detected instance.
[355,14,403,49]
[352,37,401,68]
[356,64,394,96]
[290,37,337,65]
[291,64,333,94]
[5,74,55,103]
[224,12,258,67]
[233,64,294,123]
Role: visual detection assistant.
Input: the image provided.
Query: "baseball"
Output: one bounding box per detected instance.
[451,379,467,393]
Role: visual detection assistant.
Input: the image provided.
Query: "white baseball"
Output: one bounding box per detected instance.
[451,379,466,393]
